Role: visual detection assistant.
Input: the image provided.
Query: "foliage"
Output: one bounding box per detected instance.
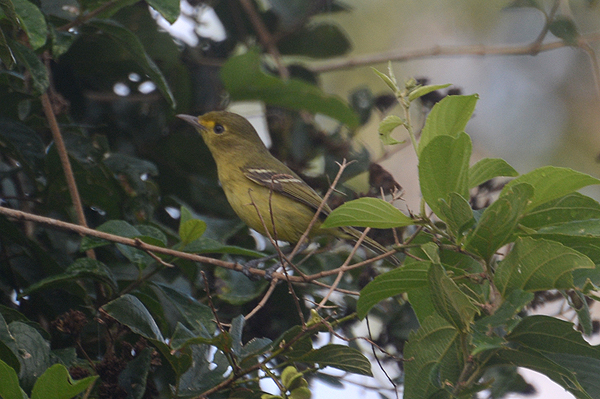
[1,0,600,398]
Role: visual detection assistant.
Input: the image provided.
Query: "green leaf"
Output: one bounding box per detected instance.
[221,49,359,128]
[89,19,176,108]
[403,314,462,399]
[419,132,472,217]
[428,263,479,331]
[468,158,518,188]
[465,183,533,260]
[9,322,51,392]
[0,28,16,69]
[321,197,413,229]
[146,0,179,23]
[408,83,451,102]
[0,359,23,399]
[214,267,269,305]
[520,193,600,230]
[418,94,478,155]
[102,294,165,342]
[377,115,405,145]
[8,39,49,93]
[548,16,580,46]
[31,364,97,399]
[278,23,351,58]
[20,258,117,297]
[299,344,372,376]
[0,314,20,373]
[492,346,591,399]
[118,348,152,399]
[438,193,475,238]
[371,66,398,93]
[179,214,207,245]
[0,0,19,26]
[12,0,47,50]
[357,261,431,319]
[152,284,215,336]
[494,237,595,297]
[474,289,533,332]
[508,315,600,356]
[500,166,600,211]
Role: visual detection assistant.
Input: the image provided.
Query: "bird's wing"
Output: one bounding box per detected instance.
[244,168,330,216]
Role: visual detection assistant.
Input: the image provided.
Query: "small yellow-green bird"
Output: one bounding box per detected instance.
[177,111,398,265]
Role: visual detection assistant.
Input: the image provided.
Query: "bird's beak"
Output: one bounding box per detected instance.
[176,114,207,131]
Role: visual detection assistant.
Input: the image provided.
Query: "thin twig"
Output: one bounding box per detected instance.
[238,0,289,79]
[57,0,121,32]
[244,278,278,321]
[289,159,353,261]
[316,227,370,310]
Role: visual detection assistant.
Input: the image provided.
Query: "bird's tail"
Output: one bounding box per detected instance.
[340,226,401,266]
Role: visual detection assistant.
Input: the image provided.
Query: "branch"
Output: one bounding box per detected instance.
[0,206,371,292]
[40,88,96,264]
[309,32,600,73]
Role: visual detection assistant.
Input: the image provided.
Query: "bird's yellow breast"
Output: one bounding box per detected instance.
[218,166,319,243]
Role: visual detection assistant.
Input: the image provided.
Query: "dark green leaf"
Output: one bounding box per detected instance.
[494,237,595,297]
[418,94,478,155]
[468,158,518,188]
[322,197,413,229]
[419,133,472,217]
[0,0,19,26]
[0,314,20,374]
[492,346,591,399]
[12,0,47,50]
[548,16,580,46]
[118,348,152,399]
[507,315,600,357]
[0,29,15,69]
[89,19,176,108]
[8,39,49,93]
[0,117,45,179]
[214,267,269,305]
[102,294,165,342]
[500,166,600,211]
[278,23,351,58]
[221,49,359,128]
[357,261,430,319]
[20,258,117,297]
[403,314,461,399]
[428,263,479,331]
[465,183,533,260]
[153,284,215,336]
[299,344,372,376]
[146,0,179,24]
[9,322,51,392]
[30,364,98,399]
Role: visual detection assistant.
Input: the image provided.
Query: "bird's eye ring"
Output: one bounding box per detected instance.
[214,124,225,134]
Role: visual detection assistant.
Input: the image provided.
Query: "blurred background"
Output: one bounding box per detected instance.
[2,0,600,397]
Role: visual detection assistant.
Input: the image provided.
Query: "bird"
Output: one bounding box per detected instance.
[177,111,399,266]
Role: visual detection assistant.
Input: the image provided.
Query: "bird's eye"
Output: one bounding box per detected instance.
[214,124,225,134]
